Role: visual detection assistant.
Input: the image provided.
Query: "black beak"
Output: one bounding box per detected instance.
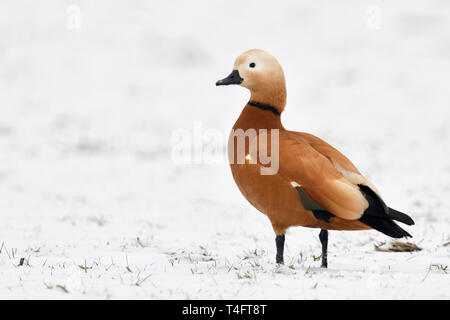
[216,69,243,86]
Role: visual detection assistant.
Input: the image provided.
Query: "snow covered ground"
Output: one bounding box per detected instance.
[0,0,449,299]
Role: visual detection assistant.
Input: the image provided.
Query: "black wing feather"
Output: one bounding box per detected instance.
[358,185,412,238]
[388,207,415,226]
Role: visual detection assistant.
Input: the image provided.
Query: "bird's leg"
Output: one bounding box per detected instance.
[275,234,285,264]
[319,229,328,268]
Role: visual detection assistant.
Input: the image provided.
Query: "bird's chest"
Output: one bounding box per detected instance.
[227,130,295,217]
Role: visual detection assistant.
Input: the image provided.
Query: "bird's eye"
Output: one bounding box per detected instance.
[249,62,256,68]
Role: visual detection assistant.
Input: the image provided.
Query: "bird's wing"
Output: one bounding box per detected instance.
[276,131,375,220]
[291,132,381,195]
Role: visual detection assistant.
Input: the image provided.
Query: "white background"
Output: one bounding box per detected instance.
[0,0,449,299]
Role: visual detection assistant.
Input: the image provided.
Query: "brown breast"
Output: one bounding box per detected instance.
[227,105,370,234]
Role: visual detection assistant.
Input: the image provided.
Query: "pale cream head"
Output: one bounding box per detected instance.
[217,49,287,113]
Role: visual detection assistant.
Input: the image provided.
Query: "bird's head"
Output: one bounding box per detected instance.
[216,49,287,113]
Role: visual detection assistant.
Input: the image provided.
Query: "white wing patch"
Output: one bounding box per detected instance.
[334,164,381,197]
[290,181,301,188]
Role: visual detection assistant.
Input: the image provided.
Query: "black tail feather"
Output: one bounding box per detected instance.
[358,185,412,238]
[388,207,415,226]
[359,215,412,238]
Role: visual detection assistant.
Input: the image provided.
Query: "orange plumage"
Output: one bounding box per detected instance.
[217,49,414,267]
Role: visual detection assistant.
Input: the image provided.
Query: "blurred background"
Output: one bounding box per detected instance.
[0,0,449,298]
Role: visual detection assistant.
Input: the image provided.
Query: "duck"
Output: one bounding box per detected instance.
[216,49,414,268]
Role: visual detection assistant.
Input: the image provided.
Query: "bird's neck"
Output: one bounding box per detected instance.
[249,82,287,114]
[233,104,284,131]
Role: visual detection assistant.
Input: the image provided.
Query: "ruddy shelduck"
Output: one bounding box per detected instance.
[216,49,414,267]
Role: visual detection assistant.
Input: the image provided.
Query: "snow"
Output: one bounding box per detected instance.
[0,0,449,299]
